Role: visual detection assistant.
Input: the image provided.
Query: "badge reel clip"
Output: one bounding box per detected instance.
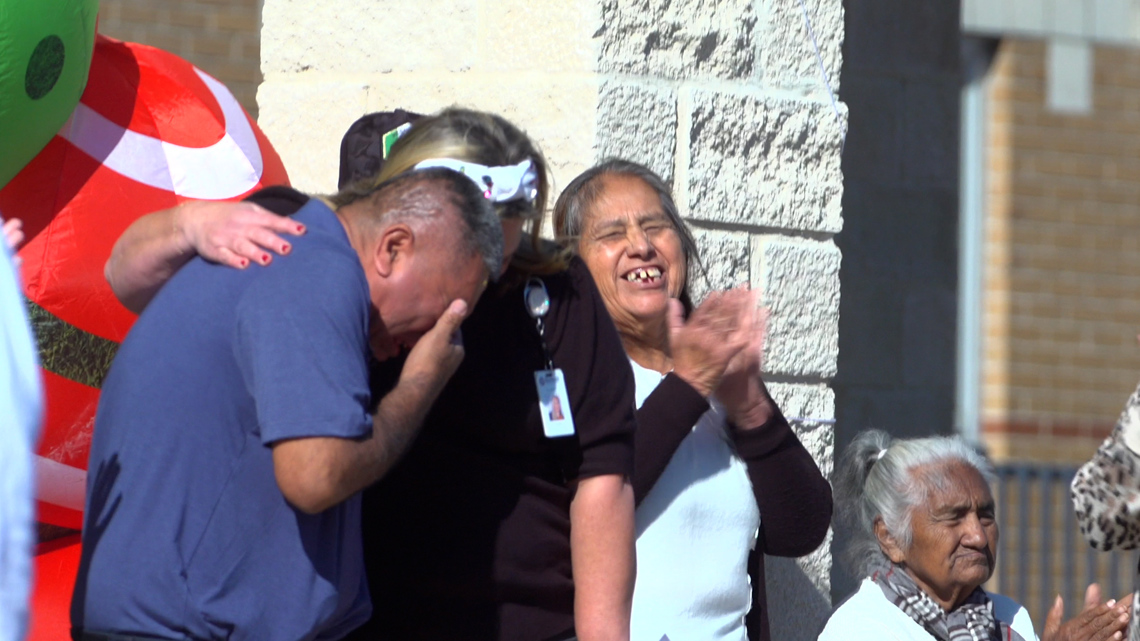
[524,278,575,438]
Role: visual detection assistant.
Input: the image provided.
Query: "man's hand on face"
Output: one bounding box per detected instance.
[398,299,470,399]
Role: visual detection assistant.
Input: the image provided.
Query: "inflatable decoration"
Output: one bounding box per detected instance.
[0,0,99,190]
[29,534,82,640]
[9,32,290,641]
[2,34,290,532]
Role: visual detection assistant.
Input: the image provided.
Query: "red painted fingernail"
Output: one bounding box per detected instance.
[281,244,290,253]
[262,254,270,263]
[296,225,305,232]
[239,258,248,267]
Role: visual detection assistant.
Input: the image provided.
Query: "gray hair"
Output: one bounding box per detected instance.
[332,166,503,277]
[552,158,704,311]
[834,429,997,577]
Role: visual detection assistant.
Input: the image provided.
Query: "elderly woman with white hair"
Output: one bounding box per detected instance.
[822,430,1130,641]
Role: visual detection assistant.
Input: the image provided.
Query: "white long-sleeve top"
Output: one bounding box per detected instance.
[629,360,760,641]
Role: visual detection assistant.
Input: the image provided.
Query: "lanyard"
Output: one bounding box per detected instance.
[523,277,554,371]
[525,277,576,442]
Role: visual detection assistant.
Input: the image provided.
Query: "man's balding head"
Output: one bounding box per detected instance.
[334,168,503,360]
[338,168,503,276]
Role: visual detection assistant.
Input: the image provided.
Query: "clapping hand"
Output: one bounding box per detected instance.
[1043,584,1131,641]
[712,288,775,429]
[669,290,752,398]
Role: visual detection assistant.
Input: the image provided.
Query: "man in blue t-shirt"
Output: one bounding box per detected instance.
[71,169,502,641]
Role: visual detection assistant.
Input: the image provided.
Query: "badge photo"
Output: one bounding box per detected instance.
[535,368,575,438]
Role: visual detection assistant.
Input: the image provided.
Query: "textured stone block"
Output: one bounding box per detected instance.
[794,421,834,482]
[687,228,749,302]
[687,90,845,233]
[595,81,677,184]
[767,549,833,641]
[598,0,757,80]
[768,383,836,448]
[479,0,598,73]
[764,381,834,639]
[257,80,369,192]
[753,237,840,377]
[761,0,843,94]
[261,0,478,77]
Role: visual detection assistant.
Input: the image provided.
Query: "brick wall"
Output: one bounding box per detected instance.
[97,0,262,117]
[982,38,1140,464]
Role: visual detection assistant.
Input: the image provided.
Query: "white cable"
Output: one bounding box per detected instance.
[796,0,848,150]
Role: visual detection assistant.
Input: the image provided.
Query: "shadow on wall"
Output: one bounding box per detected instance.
[833,0,963,607]
[767,555,832,640]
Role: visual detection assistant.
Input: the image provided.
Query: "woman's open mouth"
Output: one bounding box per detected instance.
[623,266,663,284]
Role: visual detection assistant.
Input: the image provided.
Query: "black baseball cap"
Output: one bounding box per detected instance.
[337,109,424,189]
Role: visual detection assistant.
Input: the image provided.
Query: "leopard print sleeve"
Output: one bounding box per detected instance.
[1072,380,1140,552]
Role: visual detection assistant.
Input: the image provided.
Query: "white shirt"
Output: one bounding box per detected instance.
[818,577,1038,641]
[629,360,760,641]
[0,220,43,641]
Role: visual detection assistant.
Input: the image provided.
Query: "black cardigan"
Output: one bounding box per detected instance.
[632,373,834,641]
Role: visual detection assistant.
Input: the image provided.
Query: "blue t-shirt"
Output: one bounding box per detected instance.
[72,199,373,640]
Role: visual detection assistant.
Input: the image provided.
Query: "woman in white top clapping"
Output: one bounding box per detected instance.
[553,159,833,641]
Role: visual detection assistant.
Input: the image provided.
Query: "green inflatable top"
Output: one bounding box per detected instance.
[0,0,99,190]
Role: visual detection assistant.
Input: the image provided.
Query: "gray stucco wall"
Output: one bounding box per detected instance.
[832,0,963,603]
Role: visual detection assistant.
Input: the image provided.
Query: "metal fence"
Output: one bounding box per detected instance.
[990,463,1139,623]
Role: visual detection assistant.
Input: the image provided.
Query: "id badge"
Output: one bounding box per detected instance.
[535,368,575,438]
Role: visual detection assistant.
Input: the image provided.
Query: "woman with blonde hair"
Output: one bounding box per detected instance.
[104,107,638,641]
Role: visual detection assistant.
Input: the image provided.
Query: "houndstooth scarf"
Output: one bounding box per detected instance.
[873,565,1025,641]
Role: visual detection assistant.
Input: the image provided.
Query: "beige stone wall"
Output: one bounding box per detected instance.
[260,1,845,637]
[97,0,263,117]
[259,0,601,194]
[588,5,845,630]
[982,38,1140,464]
